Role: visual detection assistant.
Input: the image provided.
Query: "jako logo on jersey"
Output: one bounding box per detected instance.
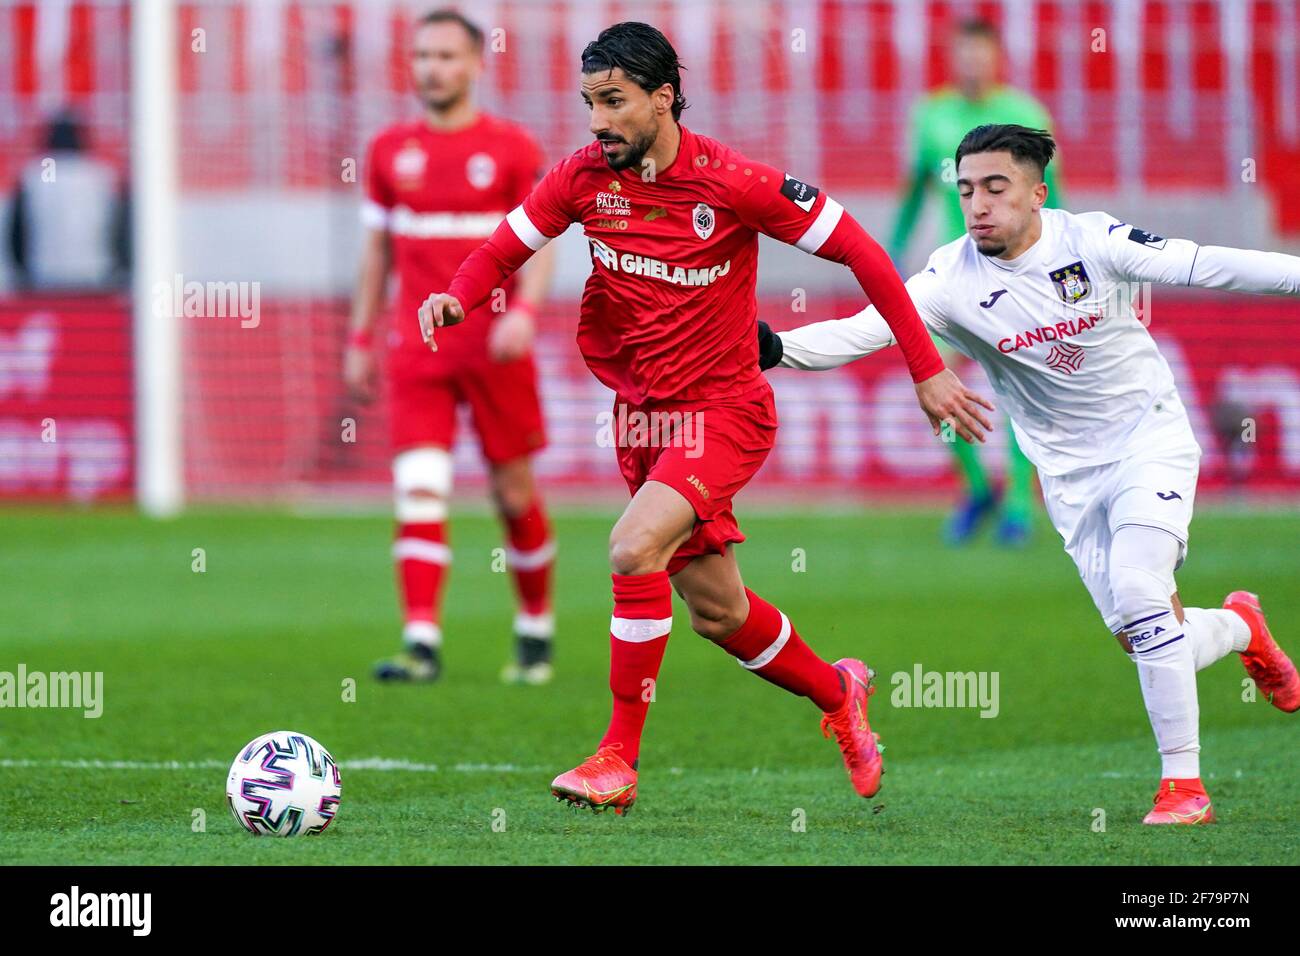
[644,206,668,221]
[1048,260,1092,302]
[589,238,731,287]
[979,289,1008,308]
[997,313,1100,353]
[1157,490,1182,501]
[465,152,496,190]
[692,203,716,240]
[1045,342,1086,374]
[780,174,819,212]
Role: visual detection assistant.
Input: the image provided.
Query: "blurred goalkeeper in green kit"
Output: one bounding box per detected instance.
[889,17,1065,547]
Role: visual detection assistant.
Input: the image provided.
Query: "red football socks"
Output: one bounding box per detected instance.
[503,499,554,618]
[598,571,672,765]
[393,521,450,640]
[719,588,845,712]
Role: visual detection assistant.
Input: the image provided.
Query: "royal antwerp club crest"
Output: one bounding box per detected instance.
[692,203,715,240]
[1048,261,1091,302]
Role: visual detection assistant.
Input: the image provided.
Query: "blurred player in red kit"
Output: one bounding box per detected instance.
[347,10,558,685]
[418,22,993,813]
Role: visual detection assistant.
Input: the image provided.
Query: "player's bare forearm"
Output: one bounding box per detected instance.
[344,229,389,403]
[349,229,391,336]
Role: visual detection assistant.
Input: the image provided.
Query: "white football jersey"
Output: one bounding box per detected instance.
[780,206,1300,476]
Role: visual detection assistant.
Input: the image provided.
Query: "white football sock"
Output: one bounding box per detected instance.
[1110,527,1200,780]
[403,621,442,648]
[1182,607,1251,671]
[1132,616,1201,779]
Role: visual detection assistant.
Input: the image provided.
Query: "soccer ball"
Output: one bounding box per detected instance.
[226,730,342,836]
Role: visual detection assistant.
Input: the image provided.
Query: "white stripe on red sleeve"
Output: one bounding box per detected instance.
[360,199,390,230]
[795,197,844,254]
[507,204,551,251]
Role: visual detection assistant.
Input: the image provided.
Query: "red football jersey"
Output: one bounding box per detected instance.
[448,123,941,404]
[362,113,544,358]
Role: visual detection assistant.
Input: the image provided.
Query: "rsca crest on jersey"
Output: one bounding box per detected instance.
[1048,261,1092,302]
[465,152,496,190]
[692,203,716,240]
[1045,341,1086,375]
[780,174,819,212]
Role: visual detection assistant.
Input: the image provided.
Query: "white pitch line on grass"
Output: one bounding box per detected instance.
[0,758,545,774]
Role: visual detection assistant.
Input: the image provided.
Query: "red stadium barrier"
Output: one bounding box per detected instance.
[172,293,1300,504]
[3,1,1298,507]
[0,296,134,502]
[4,292,1296,505]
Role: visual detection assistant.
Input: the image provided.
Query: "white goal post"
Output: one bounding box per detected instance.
[132,0,182,516]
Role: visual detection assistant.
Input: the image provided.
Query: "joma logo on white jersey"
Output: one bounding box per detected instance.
[589,238,731,287]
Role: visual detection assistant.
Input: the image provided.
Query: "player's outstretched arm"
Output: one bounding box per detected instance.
[419,158,575,352]
[811,208,946,383]
[762,305,896,371]
[735,165,991,439]
[733,166,943,381]
[803,208,995,441]
[1191,245,1300,295]
[1095,216,1300,296]
[759,277,995,443]
[416,219,533,351]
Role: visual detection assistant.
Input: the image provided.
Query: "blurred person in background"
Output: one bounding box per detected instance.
[8,110,128,291]
[347,9,558,685]
[889,18,1064,548]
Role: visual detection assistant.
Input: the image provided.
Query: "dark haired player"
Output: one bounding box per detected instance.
[765,124,1300,825]
[419,22,993,814]
[349,10,558,686]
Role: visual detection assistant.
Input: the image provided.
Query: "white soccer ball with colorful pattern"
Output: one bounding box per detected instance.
[226,730,341,836]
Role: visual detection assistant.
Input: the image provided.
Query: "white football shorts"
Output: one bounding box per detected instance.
[1038,440,1201,633]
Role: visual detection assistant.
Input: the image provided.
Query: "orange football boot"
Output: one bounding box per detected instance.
[1224,590,1300,712]
[1143,778,1216,825]
[820,658,884,798]
[550,744,637,815]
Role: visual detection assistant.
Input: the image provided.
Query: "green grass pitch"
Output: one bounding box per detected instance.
[1,505,1297,865]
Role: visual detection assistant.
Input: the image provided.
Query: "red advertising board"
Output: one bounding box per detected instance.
[0,296,133,502]
[2,292,1297,505]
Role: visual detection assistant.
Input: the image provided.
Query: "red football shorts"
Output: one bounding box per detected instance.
[387,347,546,464]
[613,382,778,576]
